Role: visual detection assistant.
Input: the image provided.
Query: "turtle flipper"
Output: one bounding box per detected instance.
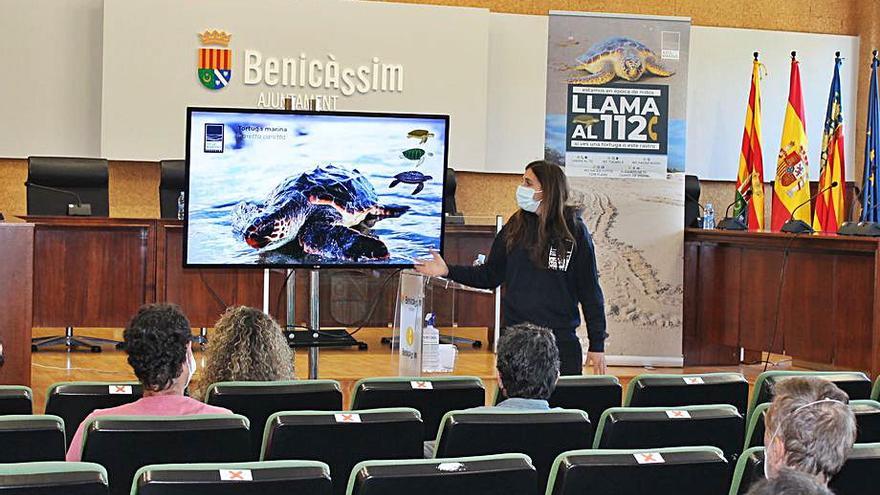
[645,56,674,77]
[390,179,401,188]
[412,183,425,195]
[419,137,428,144]
[374,204,409,218]
[298,209,390,260]
[567,62,615,85]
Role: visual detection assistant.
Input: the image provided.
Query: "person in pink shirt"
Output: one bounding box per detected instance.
[66,304,232,461]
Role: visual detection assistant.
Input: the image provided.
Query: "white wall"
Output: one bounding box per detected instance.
[0,0,104,158]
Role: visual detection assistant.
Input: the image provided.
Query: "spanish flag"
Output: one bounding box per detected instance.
[771,54,811,231]
[813,54,846,233]
[733,55,766,230]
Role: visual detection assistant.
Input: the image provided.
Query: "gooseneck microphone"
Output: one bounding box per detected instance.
[24,182,92,216]
[717,190,752,231]
[780,181,838,233]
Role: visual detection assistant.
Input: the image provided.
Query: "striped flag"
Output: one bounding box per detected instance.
[771,54,811,231]
[862,54,880,222]
[813,54,847,233]
[733,55,766,230]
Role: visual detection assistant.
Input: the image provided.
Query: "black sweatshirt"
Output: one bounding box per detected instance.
[447,216,608,352]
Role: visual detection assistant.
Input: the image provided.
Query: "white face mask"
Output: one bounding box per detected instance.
[516,185,542,213]
[184,349,197,389]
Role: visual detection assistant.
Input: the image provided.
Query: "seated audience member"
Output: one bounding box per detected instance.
[764,377,857,484]
[66,304,232,461]
[473,323,560,411]
[746,468,834,495]
[193,306,294,399]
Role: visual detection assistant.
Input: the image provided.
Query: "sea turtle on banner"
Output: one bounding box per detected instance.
[566,37,674,85]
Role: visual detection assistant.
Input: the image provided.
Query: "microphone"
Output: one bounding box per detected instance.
[24,182,92,216]
[840,198,880,236]
[780,181,838,233]
[717,190,752,231]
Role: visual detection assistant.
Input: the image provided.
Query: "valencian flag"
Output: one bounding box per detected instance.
[733,54,766,230]
[813,54,846,232]
[862,52,880,222]
[771,53,811,231]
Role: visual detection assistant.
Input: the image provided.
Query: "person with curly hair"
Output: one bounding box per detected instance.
[193,306,294,400]
[66,304,232,461]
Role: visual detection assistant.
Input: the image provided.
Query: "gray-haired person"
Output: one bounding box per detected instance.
[746,468,834,495]
[764,377,857,484]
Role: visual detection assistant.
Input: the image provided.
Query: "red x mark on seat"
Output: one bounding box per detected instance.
[228,471,244,480]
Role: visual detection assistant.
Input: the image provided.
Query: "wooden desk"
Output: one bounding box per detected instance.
[684,228,880,376]
[0,223,34,386]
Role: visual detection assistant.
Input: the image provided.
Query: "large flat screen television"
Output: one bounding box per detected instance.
[185,107,449,268]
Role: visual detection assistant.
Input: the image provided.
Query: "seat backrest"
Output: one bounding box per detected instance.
[206,380,343,459]
[750,371,872,416]
[80,414,250,495]
[494,376,621,426]
[594,405,744,464]
[625,373,748,414]
[745,400,880,449]
[0,461,108,495]
[262,408,424,495]
[347,454,536,495]
[829,442,880,495]
[729,446,764,495]
[0,415,66,462]
[27,157,109,217]
[434,409,592,494]
[351,377,484,440]
[547,447,729,495]
[0,385,33,414]
[158,159,186,219]
[45,382,143,445]
[132,460,332,495]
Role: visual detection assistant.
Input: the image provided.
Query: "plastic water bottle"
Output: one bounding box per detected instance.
[703,202,715,229]
[177,191,186,220]
[421,313,440,373]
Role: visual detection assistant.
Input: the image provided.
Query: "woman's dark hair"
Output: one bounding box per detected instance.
[505,160,577,266]
[123,303,192,392]
[496,323,560,400]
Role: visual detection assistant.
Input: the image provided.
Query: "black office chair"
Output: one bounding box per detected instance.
[0,461,108,495]
[80,414,251,495]
[625,373,749,414]
[434,409,593,494]
[745,400,880,448]
[495,376,622,426]
[684,174,702,227]
[44,381,143,445]
[593,405,744,466]
[351,377,485,440]
[749,371,872,417]
[0,385,33,414]
[159,159,186,219]
[347,454,537,495]
[0,415,66,462]
[131,460,332,495]
[26,156,109,217]
[546,447,730,495]
[262,408,424,495]
[205,380,344,459]
[444,168,463,224]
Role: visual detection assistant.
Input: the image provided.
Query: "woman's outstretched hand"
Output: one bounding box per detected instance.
[414,250,449,277]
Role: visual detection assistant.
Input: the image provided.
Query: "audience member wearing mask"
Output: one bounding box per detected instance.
[746,468,834,495]
[66,304,231,461]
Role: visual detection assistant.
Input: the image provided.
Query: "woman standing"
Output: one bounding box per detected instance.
[416,161,607,375]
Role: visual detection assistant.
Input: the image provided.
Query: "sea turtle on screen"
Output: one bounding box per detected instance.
[566,37,674,85]
[231,164,408,260]
[390,171,433,195]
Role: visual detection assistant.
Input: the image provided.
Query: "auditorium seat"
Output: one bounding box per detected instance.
[433,409,592,494]
[749,371,872,417]
[0,415,66,462]
[346,454,537,495]
[45,381,143,444]
[745,400,880,449]
[546,447,730,495]
[729,446,764,495]
[205,380,343,459]
[624,373,748,414]
[0,385,33,414]
[0,461,108,495]
[593,405,744,465]
[79,414,251,495]
[261,408,424,495]
[351,376,484,440]
[494,376,622,425]
[131,460,332,495]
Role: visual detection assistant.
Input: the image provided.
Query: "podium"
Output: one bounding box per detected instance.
[0,223,34,386]
[392,270,497,376]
